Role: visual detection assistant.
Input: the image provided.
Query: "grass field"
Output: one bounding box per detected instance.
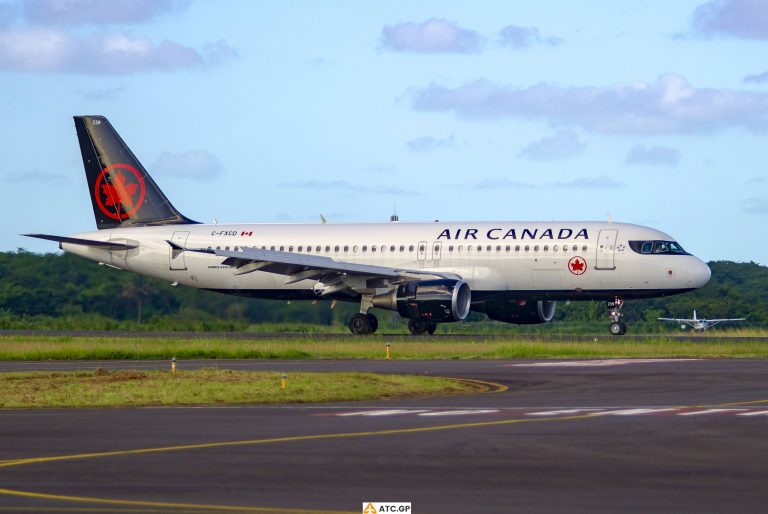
[0,369,479,408]
[1,335,768,360]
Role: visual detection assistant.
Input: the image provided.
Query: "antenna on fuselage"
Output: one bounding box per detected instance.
[390,204,399,222]
[320,214,327,224]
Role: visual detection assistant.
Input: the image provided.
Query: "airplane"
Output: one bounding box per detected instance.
[658,310,745,331]
[25,116,712,336]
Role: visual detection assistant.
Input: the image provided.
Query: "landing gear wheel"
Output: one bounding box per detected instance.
[349,313,372,335]
[408,319,429,335]
[366,313,379,334]
[609,322,624,336]
[427,322,437,335]
[607,297,627,336]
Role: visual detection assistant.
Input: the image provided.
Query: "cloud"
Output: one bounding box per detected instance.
[625,145,680,166]
[381,18,481,53]
[281,180,416,196]
[152,150,224,182]
[744,70,768,84]
[743,197,768,213]
[0,28,235,74]
[3,170,67,184]
[407,134,455,152]
[471,177,535,189]
[692,0,768,39]
[519,130,586,161]
[80,85,126,100]
[412,74,768,134]
[498,25,563,48]
[21,0,189,25]
[553,177,622,188]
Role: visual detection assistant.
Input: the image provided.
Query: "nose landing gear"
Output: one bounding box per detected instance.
[607,297,627,336]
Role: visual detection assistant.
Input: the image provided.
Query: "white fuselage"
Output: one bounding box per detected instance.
[61,221,711,303]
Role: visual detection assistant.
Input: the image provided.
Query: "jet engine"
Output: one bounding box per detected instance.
[372,279,471,322]
[481,300,556,324]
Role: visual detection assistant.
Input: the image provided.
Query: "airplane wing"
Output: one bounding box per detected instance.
[705,318,746,322]
[657,317,693,323]
[204,246,461,295]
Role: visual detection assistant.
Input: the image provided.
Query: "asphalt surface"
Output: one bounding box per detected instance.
[2,329,767,342]
[1,359,768,513]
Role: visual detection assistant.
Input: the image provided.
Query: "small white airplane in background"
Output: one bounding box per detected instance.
[658,310,745,331]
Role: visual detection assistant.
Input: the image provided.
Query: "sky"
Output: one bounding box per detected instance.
[0,0,767,264]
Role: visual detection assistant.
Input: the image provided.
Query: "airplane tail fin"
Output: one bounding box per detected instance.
[74,115,196,230]
[693,309,697,321]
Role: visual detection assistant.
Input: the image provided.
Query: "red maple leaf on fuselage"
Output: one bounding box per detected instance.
[101,171,138,210]
[571,259,584,272]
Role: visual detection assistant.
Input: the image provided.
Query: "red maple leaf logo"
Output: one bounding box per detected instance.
[571,259,584,272]
[101,171,138,211]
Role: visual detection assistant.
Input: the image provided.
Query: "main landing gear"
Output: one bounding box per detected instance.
[607,297,627,336]
[408,319,437,335]
[348,313,378,335]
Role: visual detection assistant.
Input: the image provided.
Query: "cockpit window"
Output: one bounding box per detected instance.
[629,240,688,255]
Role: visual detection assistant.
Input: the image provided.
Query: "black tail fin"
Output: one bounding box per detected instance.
[74,115,196,229]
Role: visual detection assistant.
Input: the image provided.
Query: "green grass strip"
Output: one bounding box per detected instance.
[1,335,768,360]
[0,369,479,408]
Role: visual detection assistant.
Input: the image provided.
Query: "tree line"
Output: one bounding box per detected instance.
[0,250,765,331]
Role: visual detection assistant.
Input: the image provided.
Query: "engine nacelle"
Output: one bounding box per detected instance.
[372,279,471,322]
[482,300,556,325]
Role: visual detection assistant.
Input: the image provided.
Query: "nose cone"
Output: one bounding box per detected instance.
[687,258,711,289]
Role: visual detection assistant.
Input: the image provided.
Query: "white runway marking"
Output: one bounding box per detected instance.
[678,409,747,416]
[337,409,430,416]
[594,408,679,416]
[418,410,500,417]
[510,359,700,367]
[736,410,768,416]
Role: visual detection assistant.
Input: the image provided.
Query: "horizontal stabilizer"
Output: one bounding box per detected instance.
[23,234,137,250]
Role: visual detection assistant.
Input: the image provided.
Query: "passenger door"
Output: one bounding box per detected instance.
[595,229,618,270]
[169,231,189,270]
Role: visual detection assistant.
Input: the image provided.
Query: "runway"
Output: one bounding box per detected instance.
[1,329,767,342]
[2,359,768,513]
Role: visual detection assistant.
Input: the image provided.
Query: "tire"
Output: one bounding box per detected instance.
[609,322,624,336]
[366,313,379,334]
[349,313,371,335]
[619,321,627,335]
[427,322,437,335]
[408,319,429,335]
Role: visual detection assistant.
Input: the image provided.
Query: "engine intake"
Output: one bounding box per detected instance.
[482,300,556,325]
[372,279,471,322]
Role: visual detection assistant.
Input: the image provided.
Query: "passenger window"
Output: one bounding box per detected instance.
[543,245,549,252]
[477,245,482,252]
[225,246,230,251]
[582,245,587,252]
[458,245,463,252]
[400,245,405,252]
[216,246,221,250]
[390,245,395,252]
[449,245,454,252]
[525,245,530,252]
[419,244,425,253]
[554,245,558,251]
[334,245,339,252]
[371,246,377,253]
[409,245,414,252]
[486,245,492,252]
[261,245,266,250]
[515,245,520,252]
[505,245,510,252]
[572,245,577,251]
[279,246,284,251]
[534,245,539,252]
[270,246,275,251]
[344,245,349,252]
[234,246,239,251]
